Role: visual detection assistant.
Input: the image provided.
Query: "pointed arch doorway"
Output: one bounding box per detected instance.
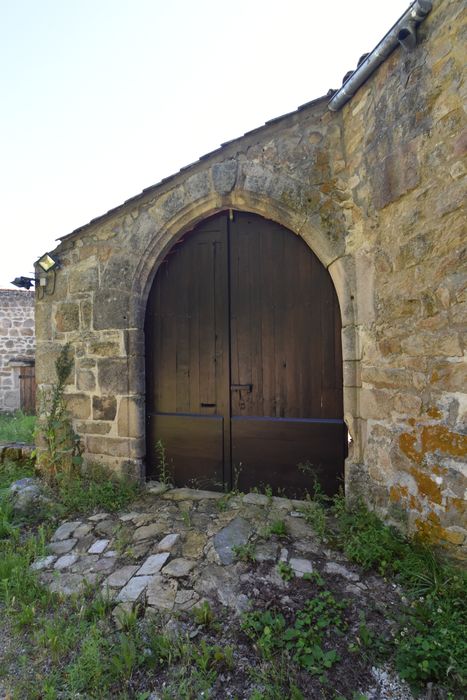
[145,211,345,497]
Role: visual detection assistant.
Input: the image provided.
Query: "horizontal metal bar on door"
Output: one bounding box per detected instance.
[231,417,344,424]
[148,412,223,419]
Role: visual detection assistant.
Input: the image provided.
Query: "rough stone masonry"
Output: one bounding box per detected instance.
[34,0,466,558]
[0,289,35,413]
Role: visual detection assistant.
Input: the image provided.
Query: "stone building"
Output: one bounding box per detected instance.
[35,0,466,555]
[0,290,35,413]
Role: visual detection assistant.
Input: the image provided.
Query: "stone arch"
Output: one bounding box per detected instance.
[126,184,359,480]
[130,188,355,330]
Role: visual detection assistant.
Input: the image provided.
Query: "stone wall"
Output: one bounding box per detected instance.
[0,290,35,412]
[35,0,466,556]
[338,0,466,554]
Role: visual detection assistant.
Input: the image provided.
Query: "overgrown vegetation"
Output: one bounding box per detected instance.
[242,589,347,678]
[36,342,83,480]
[0,441,465,698]
[329,496,467,693]
[0,410,36,444]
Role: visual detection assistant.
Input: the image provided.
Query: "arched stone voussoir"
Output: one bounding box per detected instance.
[129,186,345,328]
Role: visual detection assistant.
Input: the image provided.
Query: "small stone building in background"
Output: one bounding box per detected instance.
[0,290,35,413]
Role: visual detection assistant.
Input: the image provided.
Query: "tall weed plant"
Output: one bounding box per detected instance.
[37,343,83,480]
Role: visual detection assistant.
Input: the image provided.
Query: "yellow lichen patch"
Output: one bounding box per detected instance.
[399,432,422,463]
[410,468,443,505]
[409,494,422,512]
[421,425,467,458]
[389,484,409,503]
[415,511,443,543]
[446,497,467,515]
[432,464,447,476]
[427,406,442,419]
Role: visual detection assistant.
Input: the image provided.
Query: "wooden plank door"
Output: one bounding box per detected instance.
[146,211,345,495]
[145,216,230,489]
[19,364,36,414]
[229,213,345,496]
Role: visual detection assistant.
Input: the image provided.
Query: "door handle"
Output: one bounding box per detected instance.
[230,384,253,393]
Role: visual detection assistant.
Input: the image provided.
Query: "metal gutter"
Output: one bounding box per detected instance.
[328,0,433,112]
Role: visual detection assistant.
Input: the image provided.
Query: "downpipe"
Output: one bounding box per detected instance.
[328,0,433,112]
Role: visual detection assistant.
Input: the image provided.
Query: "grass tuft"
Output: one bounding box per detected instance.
[0,410,36,444]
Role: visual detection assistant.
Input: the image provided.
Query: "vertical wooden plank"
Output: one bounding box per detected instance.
[175,244,191,413]
[20,365,36,414]
[145,214,230,487]
[259,221,276,418]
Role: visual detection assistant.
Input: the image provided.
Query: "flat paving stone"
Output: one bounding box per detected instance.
[162,558,196,578]
[119,512,141,522]
[175,588,200,611]
[71,555,99,573]
[147,576,178,610]
[95,520,119,537]
[54,553,79,570]
[294,539,321,555]
[284,516,313,539]
[48,538,77,555]
[255,542,280,562]
[242,493,269,506]
[182,531,207,558]
[93,557,118,573]
[73,523,93,538]
[194,563,247,613]
[213,517,253,565]
[52,521,82,541]
[31,555,56,571]
[324,561,360,581]
[146,481,171,495]
[289,557,314,577]
[137,553,170,575]
[116,575,153,602]
[103,565,139,588]
[132,513,156,526]
[88,539,110,554]
[157,534,180,551]
[74,535,96,553]
[133,522,165,541]
[47,572,98,595]
[104,550,118,558]
[163,488,224,502]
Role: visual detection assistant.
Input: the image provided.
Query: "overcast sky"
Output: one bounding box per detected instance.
[0,0,412,288]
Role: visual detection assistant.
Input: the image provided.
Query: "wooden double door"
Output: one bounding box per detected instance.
[145,212,345,496]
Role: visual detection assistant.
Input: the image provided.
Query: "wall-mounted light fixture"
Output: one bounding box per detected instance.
[36,252,60,273]
[35,252,60,296]
[11,276,36,290]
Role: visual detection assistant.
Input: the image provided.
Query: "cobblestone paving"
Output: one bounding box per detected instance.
[31,483,369,623]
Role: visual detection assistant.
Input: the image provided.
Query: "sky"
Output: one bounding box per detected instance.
[0,0,412,288]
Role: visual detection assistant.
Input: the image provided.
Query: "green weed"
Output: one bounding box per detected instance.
[232,541,256,562]
[36,342,83,479]
[331,496,467,693]
[0,457,35,489]
[277,561,294,581]
[54,463,140,515]
[243,592,346,678]
[268,519,288,538]
[192,600,217,628]
[248,654,305,700]
[155,439,172,485]
[242,609,287,659]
